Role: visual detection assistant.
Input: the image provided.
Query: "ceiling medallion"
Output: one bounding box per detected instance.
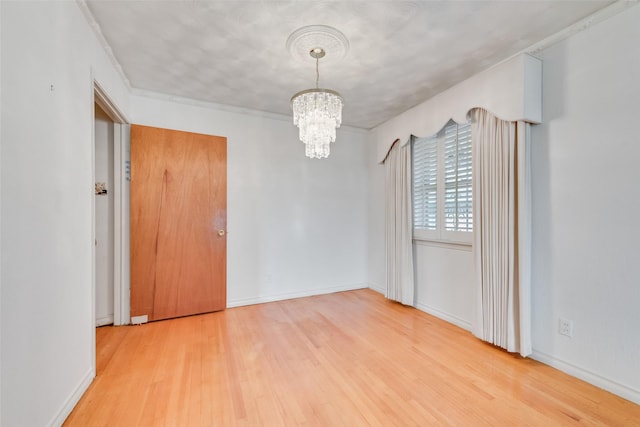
[286,25,349,65]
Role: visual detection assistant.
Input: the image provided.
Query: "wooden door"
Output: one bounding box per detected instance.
[130,125,226,322]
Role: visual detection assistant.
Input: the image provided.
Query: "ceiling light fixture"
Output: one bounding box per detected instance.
[290,47,343,159]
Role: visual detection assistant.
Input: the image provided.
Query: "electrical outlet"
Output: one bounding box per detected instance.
[558,318,574,337]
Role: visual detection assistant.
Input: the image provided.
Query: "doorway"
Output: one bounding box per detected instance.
[94,103,115,326]
[93,81,130,328]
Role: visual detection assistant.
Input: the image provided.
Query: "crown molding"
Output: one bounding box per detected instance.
[76,0,132,90]
[524,0,639,57]
[131,88,368,134]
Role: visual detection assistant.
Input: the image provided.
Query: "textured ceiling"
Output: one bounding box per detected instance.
[85,1,614,129]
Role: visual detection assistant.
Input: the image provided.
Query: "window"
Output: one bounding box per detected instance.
[412,120,472,244]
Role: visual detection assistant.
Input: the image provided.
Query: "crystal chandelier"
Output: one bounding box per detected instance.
[291,48,343,159]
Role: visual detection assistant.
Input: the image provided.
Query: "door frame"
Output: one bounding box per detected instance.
[93,80,130,327]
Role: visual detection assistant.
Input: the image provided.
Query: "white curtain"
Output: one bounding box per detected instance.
[471,109,532,356]
[384,140,415,306]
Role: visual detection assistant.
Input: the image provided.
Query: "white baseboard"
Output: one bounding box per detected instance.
[226,283,369,308]
[368,283,385,294]
[410,304,640,405]
[530,350,640,406]
[415,302,472,331]
[95,315,114,327]
[48,367,95,427]
[366,285,472,331]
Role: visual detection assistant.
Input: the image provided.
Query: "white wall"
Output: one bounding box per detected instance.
[530,4,640,403]
[131,95,370,307]
[0,2,130,426]
[94,105,114,326]
[413,242,473,330]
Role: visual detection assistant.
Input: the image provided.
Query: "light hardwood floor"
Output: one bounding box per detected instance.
[65,289,640,426]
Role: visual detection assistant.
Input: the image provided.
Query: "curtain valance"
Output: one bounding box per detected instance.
[376,54,541,164]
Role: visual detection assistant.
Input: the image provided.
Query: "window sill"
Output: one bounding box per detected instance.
[412,238,472,251]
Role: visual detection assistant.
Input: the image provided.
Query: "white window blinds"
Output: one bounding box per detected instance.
[412,120,473,243]
[444,122,473,232]
[412,135,438,230]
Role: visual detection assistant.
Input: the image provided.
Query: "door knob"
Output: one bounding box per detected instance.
[217,229,226,236]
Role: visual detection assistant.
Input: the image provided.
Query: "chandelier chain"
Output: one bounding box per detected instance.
[315,57,320,89]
